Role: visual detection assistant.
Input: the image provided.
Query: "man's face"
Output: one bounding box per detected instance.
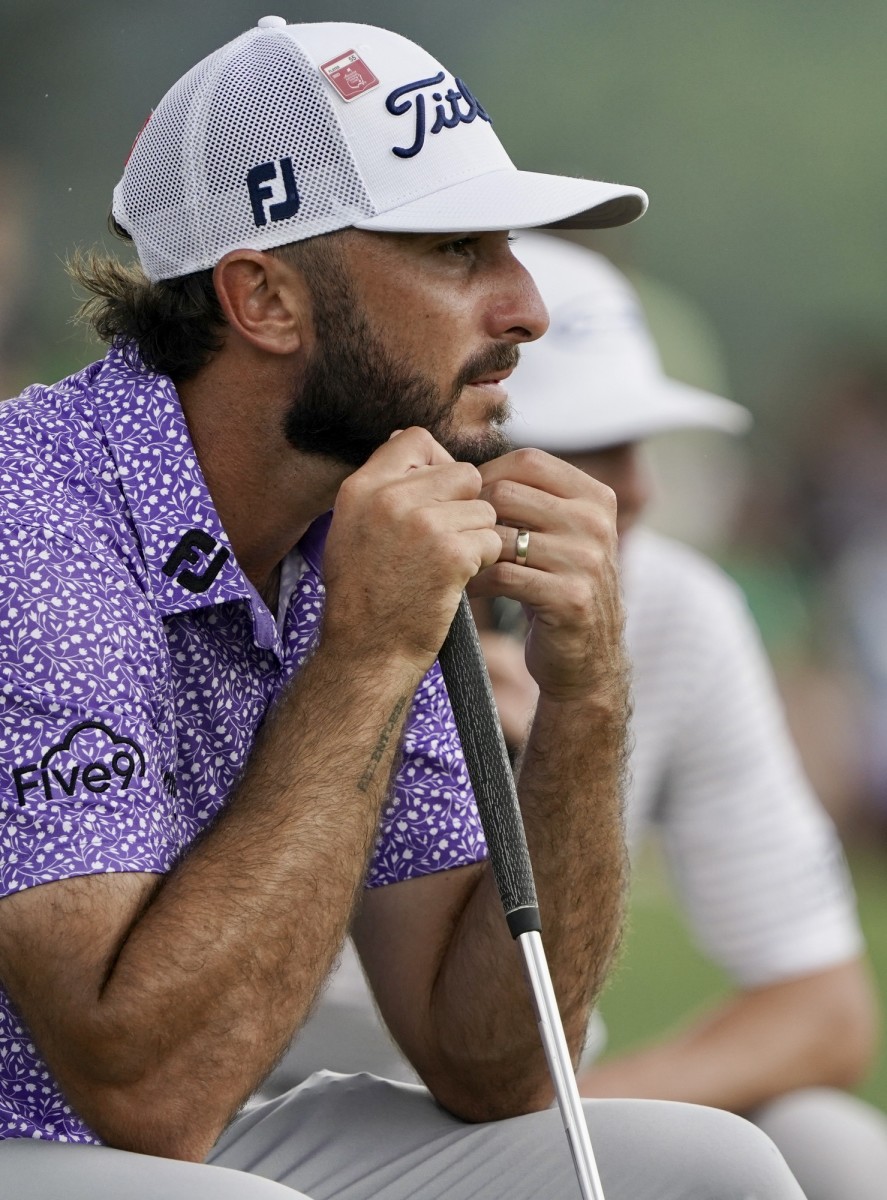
[562,444,653,539]
[283,229,548,468]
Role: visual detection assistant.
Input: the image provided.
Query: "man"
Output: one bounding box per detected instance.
[0,19,805,1199]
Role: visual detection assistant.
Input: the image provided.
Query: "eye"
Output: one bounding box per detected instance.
[439,236,480,257]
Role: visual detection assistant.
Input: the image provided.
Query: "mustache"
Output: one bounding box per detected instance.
[451,343,521,399]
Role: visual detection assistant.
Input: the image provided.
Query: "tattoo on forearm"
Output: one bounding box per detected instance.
[357,695,409,793]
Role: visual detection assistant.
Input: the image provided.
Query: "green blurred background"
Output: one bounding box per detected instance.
[2,0,887,403]
[1,0,886,1107]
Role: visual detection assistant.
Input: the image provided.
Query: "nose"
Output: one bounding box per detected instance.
[487,247,550,345]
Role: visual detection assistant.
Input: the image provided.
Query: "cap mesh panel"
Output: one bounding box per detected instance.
[115,28,375,280]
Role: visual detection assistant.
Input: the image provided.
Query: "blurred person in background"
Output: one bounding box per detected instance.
[498,233,887,1200]
[277,234,887,1200]
[788,359,887,834]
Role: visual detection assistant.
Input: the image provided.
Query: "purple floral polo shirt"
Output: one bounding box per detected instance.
[0,346,487,1143]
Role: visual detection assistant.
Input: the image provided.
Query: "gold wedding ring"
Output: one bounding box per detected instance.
[514,528,530,567]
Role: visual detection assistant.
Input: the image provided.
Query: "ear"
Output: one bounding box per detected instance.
[212,249,310,356]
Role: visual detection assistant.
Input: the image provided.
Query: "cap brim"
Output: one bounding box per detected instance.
[507,377,752,453]
[353,167,648,234]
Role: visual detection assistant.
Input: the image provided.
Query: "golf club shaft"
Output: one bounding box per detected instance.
[437,593,606,1200]
[518,931,606,1200]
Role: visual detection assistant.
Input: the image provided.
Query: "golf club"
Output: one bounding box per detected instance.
[438,592,607,1200]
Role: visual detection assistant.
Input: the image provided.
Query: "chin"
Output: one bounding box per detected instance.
[446,426,512,467]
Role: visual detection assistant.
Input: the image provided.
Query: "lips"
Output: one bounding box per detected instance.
[468,368,514,387]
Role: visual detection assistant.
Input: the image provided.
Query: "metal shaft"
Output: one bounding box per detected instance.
[518,931,606,1200]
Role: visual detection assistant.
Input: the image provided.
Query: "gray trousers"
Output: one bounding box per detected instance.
[0,1070,805,1199]
[267,945,887,1200]
[751,1088,887,1200]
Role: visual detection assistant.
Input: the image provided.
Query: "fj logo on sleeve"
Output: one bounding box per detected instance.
[246,157,301,227]
[12,721,147,807]
[162,529,231,594]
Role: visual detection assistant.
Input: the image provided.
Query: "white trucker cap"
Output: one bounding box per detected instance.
[112,16,649,282]
[506,234,751,450]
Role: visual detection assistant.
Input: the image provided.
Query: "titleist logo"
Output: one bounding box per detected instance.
[385,73,491,159]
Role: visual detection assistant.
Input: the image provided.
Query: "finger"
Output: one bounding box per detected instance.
[493,526,569,575]
[371,425,455,472]
[472,528,509,574]
[475,528,616,598]
[483,477,617,551]
[481,477,560,532]
[468,560,552,602]
[392,497,498,537]
[408,502,501,572]
[479,446,610,503]
[389,461,487,505]
[437,526,505,579]
[496,524,542,567]
[438,498,499,534]
[344,447,481,512]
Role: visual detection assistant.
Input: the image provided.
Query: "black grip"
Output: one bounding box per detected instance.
[437,593,541,936]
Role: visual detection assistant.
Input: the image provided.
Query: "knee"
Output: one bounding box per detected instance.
[751,1087,887,1200]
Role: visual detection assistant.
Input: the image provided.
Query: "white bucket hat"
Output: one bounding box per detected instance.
[506,233,751,450]
[113,16,648,282]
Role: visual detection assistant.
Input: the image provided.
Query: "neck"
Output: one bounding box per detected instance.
[176,353,350,596]
[258,559,282,613]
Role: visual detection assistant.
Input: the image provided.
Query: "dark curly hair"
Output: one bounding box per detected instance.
[68,220,345,383]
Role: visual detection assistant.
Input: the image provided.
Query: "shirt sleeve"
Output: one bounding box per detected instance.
[0,525,183,896]
[655,560,863,987]
[366,660,488,886]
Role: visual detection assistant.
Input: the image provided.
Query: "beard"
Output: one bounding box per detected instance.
[282,278,518,469]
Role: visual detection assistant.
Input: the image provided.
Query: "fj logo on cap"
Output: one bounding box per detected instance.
[385,73,491,159]
[246,157,301,228]
[320,50,380,101]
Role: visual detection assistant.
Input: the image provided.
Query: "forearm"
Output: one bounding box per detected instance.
[37,645,424,1156]
[518,685,629,1013]
[579,960,879,1114]
[422,680,629,1119]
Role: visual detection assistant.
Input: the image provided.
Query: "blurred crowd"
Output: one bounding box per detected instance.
[718,354,887,839]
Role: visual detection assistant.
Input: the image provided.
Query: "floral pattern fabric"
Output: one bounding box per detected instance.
[0,347,486,1142]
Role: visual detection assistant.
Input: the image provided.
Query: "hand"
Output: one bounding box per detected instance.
[469,448,625,701]
[323,428,502,675]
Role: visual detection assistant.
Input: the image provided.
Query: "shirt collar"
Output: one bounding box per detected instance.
[90,347,331,655]
[91,346,251,620]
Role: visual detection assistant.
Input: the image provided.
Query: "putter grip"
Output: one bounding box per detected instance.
[437,593,541,938]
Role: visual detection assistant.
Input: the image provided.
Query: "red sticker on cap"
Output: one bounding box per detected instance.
[320,50,380,101]
[124,109,154,166]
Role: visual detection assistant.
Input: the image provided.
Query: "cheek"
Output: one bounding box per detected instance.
[355,271,475,385]
[400,318,469,388]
